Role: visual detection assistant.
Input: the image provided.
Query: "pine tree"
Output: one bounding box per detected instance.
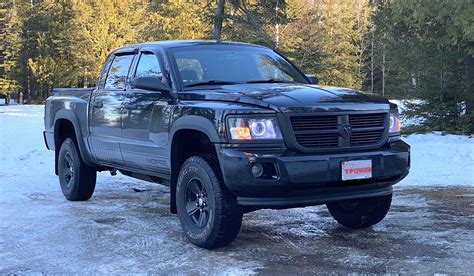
[0,0,21,105]
[280,0,371,89]
[368,0,472,133]
[144,0,211,41]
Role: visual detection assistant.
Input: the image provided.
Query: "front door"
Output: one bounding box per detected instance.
[121,51,171,172]
[89,53,135,165]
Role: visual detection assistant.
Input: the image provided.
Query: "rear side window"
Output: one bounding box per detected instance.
[105,54,135,90]
[135,53,163,79]
[97,54,114,88]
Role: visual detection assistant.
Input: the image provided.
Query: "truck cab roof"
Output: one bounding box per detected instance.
[113,40,266,54]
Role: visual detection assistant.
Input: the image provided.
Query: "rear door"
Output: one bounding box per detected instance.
[89,52,135,165]
[120,50,171,172]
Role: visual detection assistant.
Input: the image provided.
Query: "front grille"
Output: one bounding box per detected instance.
[294,133,339,147]
[350,129,384,145]
[291,116,337,131]
[349,113,385,146]
[349,113,385,128]
[290,112,387,151]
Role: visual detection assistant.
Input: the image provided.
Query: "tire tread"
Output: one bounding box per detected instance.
[177,155,243,249]
[326,194,392,229]
[58,138,96,201]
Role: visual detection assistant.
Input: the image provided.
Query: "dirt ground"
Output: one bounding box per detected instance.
[0,176,473,274]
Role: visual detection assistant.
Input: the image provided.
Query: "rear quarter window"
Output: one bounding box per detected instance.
[97,55,114,89]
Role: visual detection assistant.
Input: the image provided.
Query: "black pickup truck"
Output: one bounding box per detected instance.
[44,40,410,248]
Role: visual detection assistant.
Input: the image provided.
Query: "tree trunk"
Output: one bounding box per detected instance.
[275,23,280,48]
[382,44,385,96]
[465,52,474,133]
[275,0,280,48]
[213,0,225,41]
[25,74,31,104]
[371,35,374,93]
[18,91,23,104]
[5,94,10,105]
[43,84,49,102]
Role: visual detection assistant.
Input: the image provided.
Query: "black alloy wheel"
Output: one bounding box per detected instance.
[176,155,243,249]
[62,152,75,186]
[58,138,96,201]
[185,177,210,228]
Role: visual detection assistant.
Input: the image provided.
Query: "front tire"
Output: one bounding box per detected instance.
[326,194,392,229]
[58,138,96,201]
[176,155,243,249]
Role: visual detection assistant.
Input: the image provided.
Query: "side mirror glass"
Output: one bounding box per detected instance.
[305,74,319,85]
[131,76,170,93]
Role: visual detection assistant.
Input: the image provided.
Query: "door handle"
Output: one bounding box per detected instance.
[92,100,103,108]
[124,102,137,110]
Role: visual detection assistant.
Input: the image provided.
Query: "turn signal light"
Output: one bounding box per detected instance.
[230,127,251,140]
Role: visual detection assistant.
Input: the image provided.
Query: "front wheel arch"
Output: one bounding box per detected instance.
[169,127,221,214]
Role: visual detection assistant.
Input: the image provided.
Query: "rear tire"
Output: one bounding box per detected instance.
[326,194,392,229]
[58,138,96,201]
[176,155,243,249]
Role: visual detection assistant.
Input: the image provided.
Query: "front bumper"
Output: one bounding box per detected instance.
[216,140,410,208]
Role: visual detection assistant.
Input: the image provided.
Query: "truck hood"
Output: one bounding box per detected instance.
[179,83,390,113]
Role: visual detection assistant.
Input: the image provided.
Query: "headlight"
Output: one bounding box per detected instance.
[389,111,401,134]
[228,117,283,141]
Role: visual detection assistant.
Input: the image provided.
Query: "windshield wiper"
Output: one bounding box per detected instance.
[184,80,241,88]
[246,79,294,84]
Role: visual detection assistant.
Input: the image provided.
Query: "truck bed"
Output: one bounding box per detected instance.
[52,88,96,97]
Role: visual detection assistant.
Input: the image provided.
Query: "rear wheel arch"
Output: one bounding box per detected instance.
[53,112,94,174]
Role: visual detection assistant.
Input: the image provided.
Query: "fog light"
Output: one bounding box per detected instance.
[251,163,264,178]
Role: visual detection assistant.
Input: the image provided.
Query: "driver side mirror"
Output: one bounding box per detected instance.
[305,74,319,85]
[131,76,170,93]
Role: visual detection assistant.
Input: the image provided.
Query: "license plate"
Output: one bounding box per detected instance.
[341,160,372,181]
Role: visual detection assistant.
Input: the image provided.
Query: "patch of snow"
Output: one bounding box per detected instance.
[0,98,18,105]
[399,133,473,186]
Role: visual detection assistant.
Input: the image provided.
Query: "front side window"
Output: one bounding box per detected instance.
[169,45,308,88]
[135,53,163,79]
[105,54,135,90]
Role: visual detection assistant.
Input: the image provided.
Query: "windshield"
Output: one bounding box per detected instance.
[169,44,308,88]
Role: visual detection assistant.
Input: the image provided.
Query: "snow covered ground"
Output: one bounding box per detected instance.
[1,105,472,189]
[0,105,473,274]
[402,133,473,186]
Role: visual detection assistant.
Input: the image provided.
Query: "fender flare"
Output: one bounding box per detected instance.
[169,115,224,144]
[53,109,95,169]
